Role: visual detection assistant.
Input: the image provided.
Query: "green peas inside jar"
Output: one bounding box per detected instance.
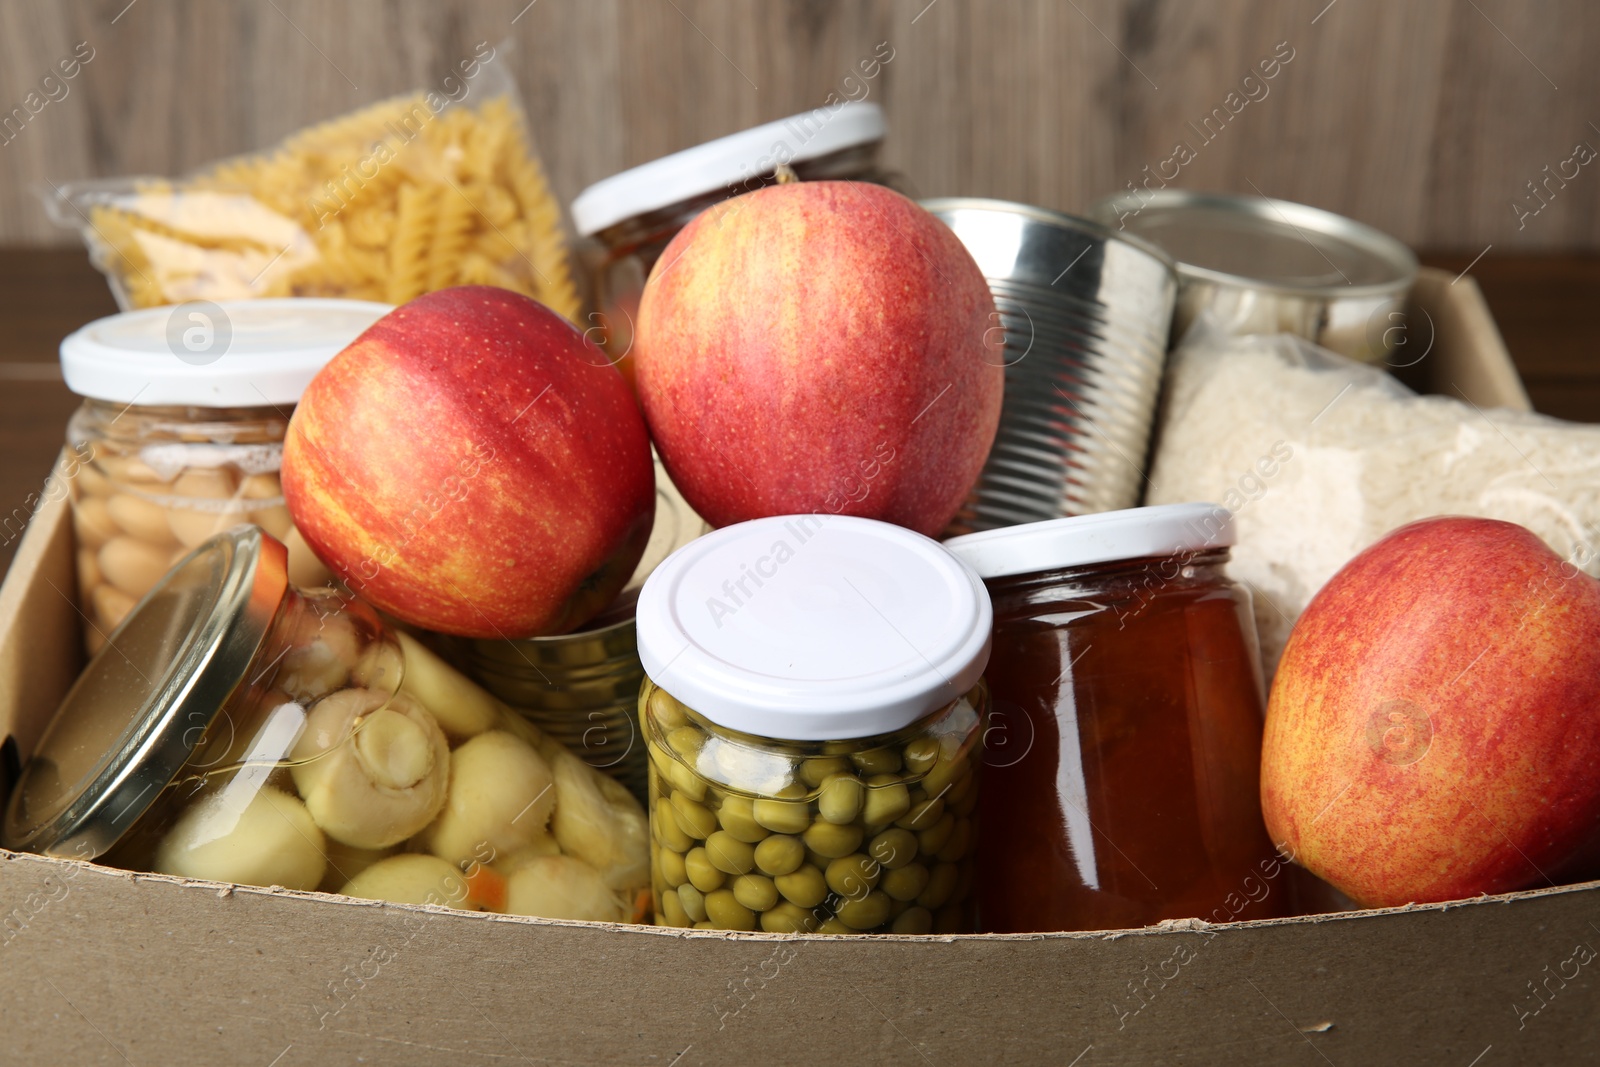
[642,680,984,933]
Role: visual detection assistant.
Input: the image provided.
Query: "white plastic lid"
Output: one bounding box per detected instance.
[570,103,886,237]
[60,298,391,406]
[635,515,992,742]
[943,503,1235,580]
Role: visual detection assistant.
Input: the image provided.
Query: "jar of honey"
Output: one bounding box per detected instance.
[944,503,1284,932]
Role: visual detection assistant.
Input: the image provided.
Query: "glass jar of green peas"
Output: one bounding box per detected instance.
[634,515,992,935]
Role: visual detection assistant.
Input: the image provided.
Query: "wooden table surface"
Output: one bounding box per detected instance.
[0,248,1595,580]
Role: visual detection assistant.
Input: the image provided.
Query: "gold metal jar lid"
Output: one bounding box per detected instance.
[3,527,286,858]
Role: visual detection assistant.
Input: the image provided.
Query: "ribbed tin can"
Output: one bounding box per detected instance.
[925,198,1177,533]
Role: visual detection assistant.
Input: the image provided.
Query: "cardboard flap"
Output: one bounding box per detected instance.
[1411,266,1532,412]
[0,851,1597,1065]
[0,467,79,771]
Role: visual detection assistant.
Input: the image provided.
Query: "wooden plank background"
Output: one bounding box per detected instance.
[0,0,1598,251]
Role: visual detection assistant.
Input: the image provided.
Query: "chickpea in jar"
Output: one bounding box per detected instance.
[57,299,392,655]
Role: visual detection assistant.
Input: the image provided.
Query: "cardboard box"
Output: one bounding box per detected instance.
[2,268,1593,1066]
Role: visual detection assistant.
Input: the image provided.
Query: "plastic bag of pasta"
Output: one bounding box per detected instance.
[42,45,580,321]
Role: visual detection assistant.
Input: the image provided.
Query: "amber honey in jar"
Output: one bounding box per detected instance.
[635,515,991,934]
[59,299,389,655]
[944,503,1284,933]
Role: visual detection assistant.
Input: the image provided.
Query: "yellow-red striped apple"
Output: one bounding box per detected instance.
[282,286,655,638]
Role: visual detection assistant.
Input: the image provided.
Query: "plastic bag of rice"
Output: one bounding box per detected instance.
[1146,325,1600,682]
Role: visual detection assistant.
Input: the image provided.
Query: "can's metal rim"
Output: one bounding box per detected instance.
[529,611,636,644]
[920,196,1180,281]
[1086,189,1418,300]
[467,612,639,663]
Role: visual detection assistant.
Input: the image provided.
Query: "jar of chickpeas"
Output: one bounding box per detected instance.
[59,299,389,654]
[635,515,991,935]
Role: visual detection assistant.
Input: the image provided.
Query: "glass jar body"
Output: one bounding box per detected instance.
[65,399,329,654]
[978,550,1284,933]
[641,677,986,935]
[105,582,651,921]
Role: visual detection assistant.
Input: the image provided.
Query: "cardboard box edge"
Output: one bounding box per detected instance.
[1411,265,1533,412]
[0,464,77,765]
[4,844,1596,942]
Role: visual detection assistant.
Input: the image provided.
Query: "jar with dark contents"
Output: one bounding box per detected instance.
[945,503,1285,933]
[570,103,893,386]
[634,515,991,934]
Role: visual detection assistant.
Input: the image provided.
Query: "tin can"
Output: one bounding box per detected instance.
[456,615,650,800]
[923,198,1178,532]
[1087,190,1417,364]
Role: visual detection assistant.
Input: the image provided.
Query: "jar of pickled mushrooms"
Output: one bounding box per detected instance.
[635,515,991,935]
[59,299,389,655]
[2,526,651,923]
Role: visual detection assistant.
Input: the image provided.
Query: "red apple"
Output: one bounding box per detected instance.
[1261,516,1600,907]
[282,286,655,638]
[633,180,1002,537]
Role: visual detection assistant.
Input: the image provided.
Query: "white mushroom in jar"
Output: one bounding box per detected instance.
[317,838,397,893]
[394,632,500,740]
[492,833,562,876]
[418,730,556,867]
[504,855,627,923]
[154,785,326,891]
[276,614,361,702]
[290,688,449,849]
[340,853,475,909]
[351,634,403,692]
[545,743,650,890]
[494,707,547,750]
